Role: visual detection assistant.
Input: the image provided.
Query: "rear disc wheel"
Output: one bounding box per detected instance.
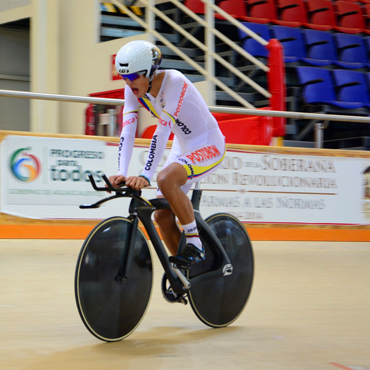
[188,213,254,327]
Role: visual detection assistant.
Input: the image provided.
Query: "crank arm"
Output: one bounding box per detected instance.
[171,264,191,290]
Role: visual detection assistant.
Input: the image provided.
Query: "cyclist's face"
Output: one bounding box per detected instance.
[124,75,148,98]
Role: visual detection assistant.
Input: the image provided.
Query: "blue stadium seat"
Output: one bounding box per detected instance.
[366,72,370,88]
[332,69,370,108]
[270,25,333,67]
[363,35,370,59]
[301,29,337,66]
[271,25,306,63]
[238,22,272,58]
[333,33,370,69]
[296,66,367,109]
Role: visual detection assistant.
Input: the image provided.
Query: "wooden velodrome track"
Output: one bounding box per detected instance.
[0,238,369,370]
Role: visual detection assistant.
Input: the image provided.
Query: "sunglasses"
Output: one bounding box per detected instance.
[120,71,146,82]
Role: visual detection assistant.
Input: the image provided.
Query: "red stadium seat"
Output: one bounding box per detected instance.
[334,1,366,34]
[275,0,309,27]
[305,0,337,31]
[337,0,370,3]
[215,0,248,20]
[184,0,205,14]
[243,0,279,24]
[363,3,370,32]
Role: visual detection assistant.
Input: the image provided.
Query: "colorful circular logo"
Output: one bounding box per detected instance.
[10,147,41,182]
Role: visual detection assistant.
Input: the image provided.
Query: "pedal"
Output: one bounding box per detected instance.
[178,296,188,305]
[161,272,188,305]
[169,242,205,269]
[168,255,191,269]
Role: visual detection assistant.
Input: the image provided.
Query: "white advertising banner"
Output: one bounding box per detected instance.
[1,135,370,225]
[1,136,121,219]
[0,136,159,219]
[199,148,370,225]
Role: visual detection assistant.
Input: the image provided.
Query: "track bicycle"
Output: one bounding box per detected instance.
[75,174,254,342]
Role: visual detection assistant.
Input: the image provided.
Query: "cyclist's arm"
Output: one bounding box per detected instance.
[117,85,139,177]
[140,116,172,181]
[140,73,190,181]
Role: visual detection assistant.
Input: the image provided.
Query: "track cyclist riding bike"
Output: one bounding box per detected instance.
[108,40,226,268]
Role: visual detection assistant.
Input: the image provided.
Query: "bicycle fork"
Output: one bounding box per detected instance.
[115,215,139,284]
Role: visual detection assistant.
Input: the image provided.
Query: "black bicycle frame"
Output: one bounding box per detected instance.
[81,174,232,296]
[127,190,232,295]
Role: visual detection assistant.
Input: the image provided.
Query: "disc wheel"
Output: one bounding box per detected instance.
[188,213,254,327]
[75,217,152,342]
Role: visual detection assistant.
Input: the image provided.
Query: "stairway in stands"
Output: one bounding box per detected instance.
[100,2,257,108]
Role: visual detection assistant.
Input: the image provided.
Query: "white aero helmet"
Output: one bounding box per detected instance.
[115,40,162,79]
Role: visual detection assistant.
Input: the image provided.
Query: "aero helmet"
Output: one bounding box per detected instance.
[115,40,162,80]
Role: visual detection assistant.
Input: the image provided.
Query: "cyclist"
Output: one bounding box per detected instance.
[108,40,226,268]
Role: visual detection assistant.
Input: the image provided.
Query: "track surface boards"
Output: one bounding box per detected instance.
[0,239,369,370]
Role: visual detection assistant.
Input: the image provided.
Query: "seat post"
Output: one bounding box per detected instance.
[191,182,202,212]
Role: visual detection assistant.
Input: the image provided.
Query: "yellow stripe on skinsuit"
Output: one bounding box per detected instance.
[183,150,226,179]
[138,97,160,118]
[137,97,176,127]
[122,110,138,117]
[163,110,177,126]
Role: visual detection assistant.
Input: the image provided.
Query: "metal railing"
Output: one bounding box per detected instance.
[2,88,370,148]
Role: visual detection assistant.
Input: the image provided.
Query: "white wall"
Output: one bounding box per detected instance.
[0,27,30,131]
[0,0,157,134]
[0,0,30,12]
[0,0,209,135]
[58,0,140,135]
[30,0,60,133]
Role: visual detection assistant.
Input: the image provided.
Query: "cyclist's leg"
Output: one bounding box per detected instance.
[161,129,226,195]
[154,137,183,256]
[158,130,226,264]
[176,134,226,190]
[154,201,181,256]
